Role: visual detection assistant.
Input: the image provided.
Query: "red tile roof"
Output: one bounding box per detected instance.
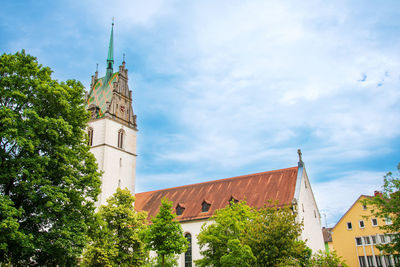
[135,166,299,222]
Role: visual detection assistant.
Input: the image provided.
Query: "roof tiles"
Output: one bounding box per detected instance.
[135,166,299,222]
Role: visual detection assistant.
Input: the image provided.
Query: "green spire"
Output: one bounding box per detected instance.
[105,19,114,81]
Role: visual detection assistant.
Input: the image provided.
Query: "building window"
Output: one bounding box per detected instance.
[176,204,185,216]
[356,237,363,246]
[347,222,352,230]
[394,255,400,265]
[88,128,94,146]
[359,220,365,228]
[380,234,386,243]
[384,255,393,267]
[362,204,367,210]
[372,218,378,227]
[359,256,367,267]
[367,256,374,267]
[385,216,392,225]
[118,129,124,149]
[364,236,371,245]
[184,233,192,267]
[376,255,383,267]
[372,235,377,244]
[202,201,211,212]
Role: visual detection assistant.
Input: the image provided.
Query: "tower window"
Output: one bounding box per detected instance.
[88,128,94,146]
[184,233,192,267]
[118,129,124,149]
[176,204,185,216]
[202,201,211,213]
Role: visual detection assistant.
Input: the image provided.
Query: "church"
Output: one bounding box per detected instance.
[86,23,325,266]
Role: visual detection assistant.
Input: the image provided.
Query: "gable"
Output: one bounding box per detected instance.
[332,195,372,231]
[135,167,299,222]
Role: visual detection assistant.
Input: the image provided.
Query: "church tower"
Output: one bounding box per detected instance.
[86,21,138,206]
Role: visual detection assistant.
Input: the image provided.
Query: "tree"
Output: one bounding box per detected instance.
[366,163,400,255]
[0,51,101,265]
[309,250,349,267]
[145,198,188,267]
[243,202,308,266]
[196,201,309,267]
[196,201,256,267]
[144,254,179,267]
[82,187,148,267]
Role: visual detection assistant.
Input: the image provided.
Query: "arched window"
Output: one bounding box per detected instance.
[87,128,93,146]
[184,233,192,267]
[118,129,124,149]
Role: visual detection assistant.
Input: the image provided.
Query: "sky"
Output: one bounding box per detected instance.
[1,0,400,227]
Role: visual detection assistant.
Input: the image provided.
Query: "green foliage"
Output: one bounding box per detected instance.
[144,254,179,267]
[196,201,308,267]
[82,188,148,267]
[365,163,400,255]
[145,198,188,267]
[0,51,101,266]
[196,201,256,267]
[244,202,306,266]
[220,239,256,267]
[309,250,349,267]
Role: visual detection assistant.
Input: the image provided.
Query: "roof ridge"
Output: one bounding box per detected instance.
[136,166,298,196]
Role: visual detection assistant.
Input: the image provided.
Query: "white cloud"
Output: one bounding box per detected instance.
[313,170,385,227]
[138,0,400,172]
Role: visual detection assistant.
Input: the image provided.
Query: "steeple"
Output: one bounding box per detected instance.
[105,19,114,82]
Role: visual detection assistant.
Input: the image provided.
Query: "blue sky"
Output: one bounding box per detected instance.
[1,0,400,226]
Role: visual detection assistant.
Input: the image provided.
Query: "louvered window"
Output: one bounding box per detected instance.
[87,128,94,146]
[118,129,124,149]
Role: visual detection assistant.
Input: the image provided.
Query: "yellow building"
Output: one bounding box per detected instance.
[331,194,399,267]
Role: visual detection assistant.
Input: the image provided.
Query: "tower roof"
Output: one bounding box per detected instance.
[87,20,118,118]
[87,72,119,117]
[105,20,114,82]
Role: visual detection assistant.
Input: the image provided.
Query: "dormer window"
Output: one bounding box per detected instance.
[202,201,211,213]
[229,196,239,205]
[118,129,124,149]
[87,128,93,146]
[176,204,185,216]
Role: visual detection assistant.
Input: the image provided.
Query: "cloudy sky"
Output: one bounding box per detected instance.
[1,0,399,226]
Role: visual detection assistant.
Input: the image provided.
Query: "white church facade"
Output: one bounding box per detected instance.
[86,24,325,266]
